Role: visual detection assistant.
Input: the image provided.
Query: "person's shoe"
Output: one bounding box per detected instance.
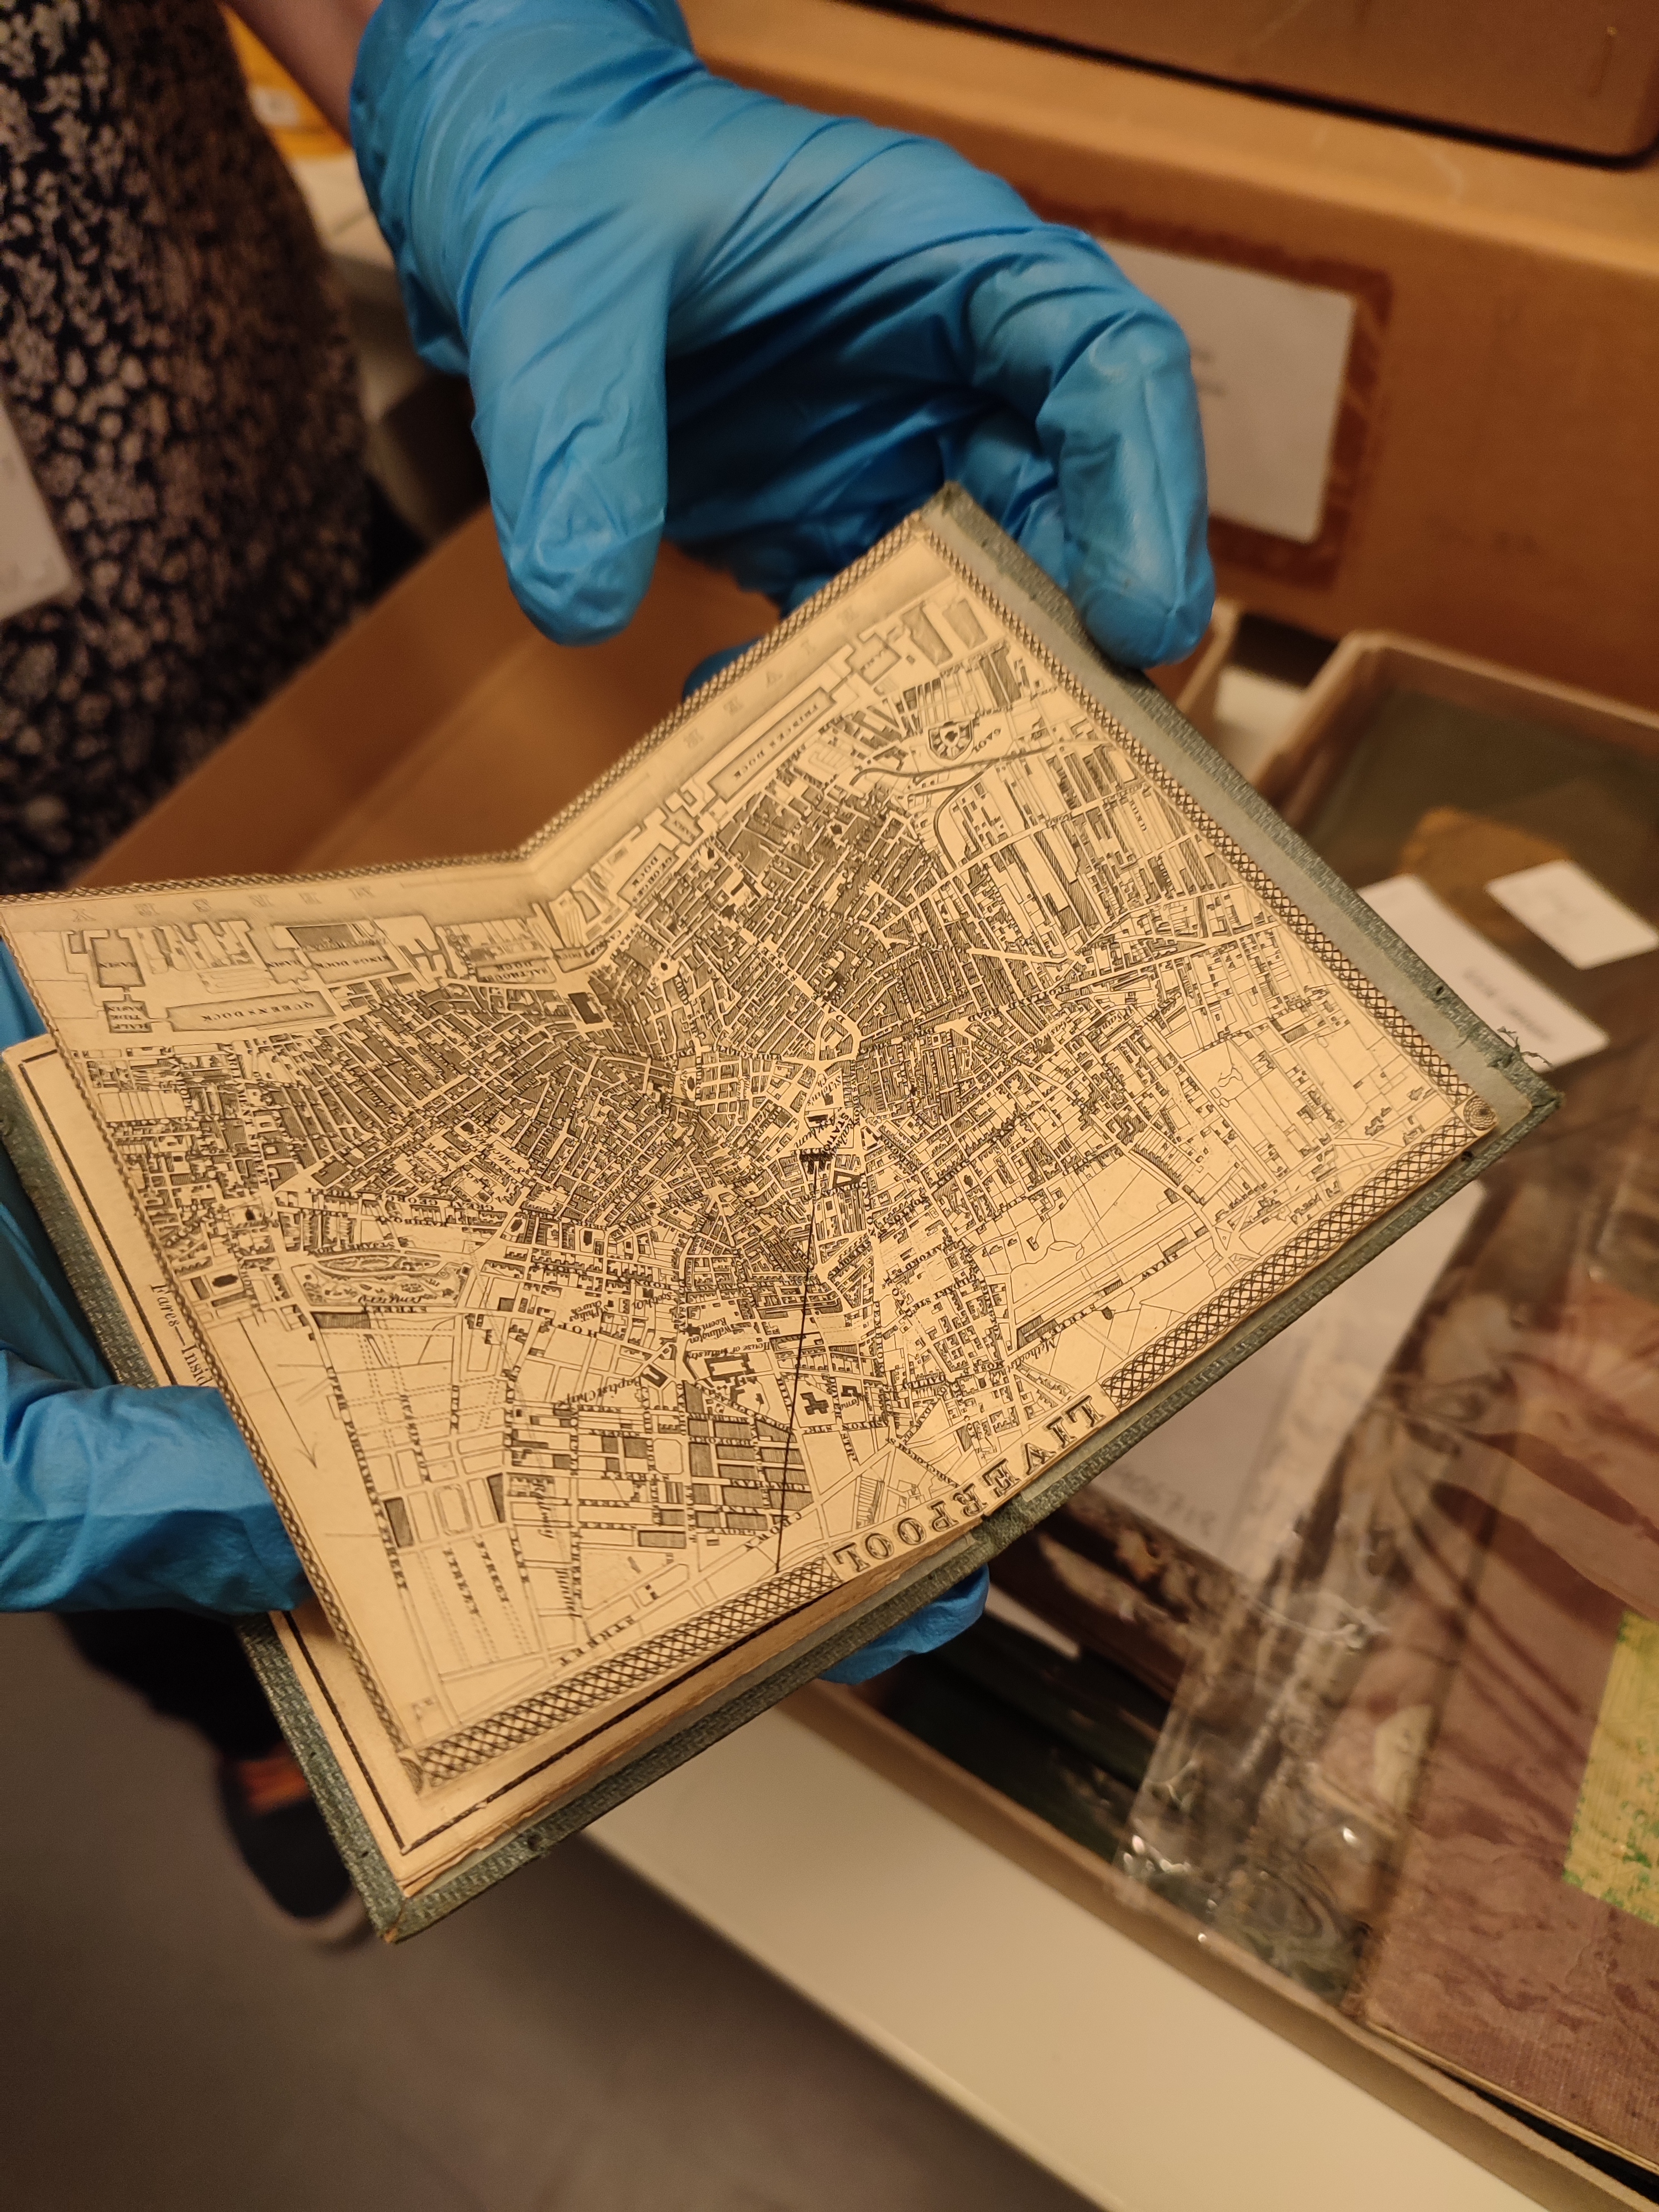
[217,1747,368,1947]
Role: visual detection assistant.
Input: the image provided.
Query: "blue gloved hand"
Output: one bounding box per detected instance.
[0,951,306,1615]
[820,1567,989,1686]
[352,0,1213,666]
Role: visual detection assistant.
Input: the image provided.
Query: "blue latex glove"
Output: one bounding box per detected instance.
[0,950,306,1615]
[351,0,1213,666]
[820,1567,989,1686]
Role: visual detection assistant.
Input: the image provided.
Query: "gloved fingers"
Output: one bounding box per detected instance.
[670,374,1185,679]
[667,366,987,607]
[0,1120,113,1390]
[0,943,44,1052]
[942,403,1070,593]
[748,401,1066,614]
[0,1348,309,1616]
[956,241,1214,666]
[820,1566,990,1685]
[67,1377,311,1617]
[135,1386,310,1617]
[467,253,675,645]
[668,249,1208,660]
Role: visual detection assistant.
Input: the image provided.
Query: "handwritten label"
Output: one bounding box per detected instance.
[1486,859,1659,971]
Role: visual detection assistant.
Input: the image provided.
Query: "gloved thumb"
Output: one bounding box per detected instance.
[467,261,674,645]
[959,234,1213,667]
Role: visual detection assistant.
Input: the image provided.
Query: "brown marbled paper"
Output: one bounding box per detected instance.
[1353,1511,1659,2167]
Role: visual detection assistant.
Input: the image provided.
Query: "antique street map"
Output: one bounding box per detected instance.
[0,493,1543,1930]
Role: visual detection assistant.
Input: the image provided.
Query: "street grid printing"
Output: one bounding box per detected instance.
[6,546,1486,1786]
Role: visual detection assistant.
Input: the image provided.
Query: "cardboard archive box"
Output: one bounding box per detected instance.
[909,0,1659,160]
[79,514,1645,2205]
[1258,627,1659,814]
[82,517,776,889]
[680,0,1659,719]
[1213,628,1659,2176]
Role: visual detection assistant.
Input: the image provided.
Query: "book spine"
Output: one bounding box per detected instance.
[237,1615,409,1939]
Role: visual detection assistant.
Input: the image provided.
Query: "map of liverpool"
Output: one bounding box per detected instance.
[0,518,1493,1798]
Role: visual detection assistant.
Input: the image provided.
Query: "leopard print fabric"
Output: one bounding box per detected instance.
[0,0,371,889]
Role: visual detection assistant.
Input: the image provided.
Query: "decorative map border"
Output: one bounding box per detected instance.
[0,501,1498,1798]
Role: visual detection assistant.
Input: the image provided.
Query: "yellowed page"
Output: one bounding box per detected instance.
[0,514,1491,1832]
[5,1032,953,1892]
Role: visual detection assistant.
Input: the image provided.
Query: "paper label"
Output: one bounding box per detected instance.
[0,404,73,622]
[1486,858,1659,971]
[1566,1609,1659,1927]
[1099,239,1355,545]
[1361,874,1610,1071]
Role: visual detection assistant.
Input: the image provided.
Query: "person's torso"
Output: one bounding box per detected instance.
[0,0,368,889]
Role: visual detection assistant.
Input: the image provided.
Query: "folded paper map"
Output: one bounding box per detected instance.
[0,490,1552,1934]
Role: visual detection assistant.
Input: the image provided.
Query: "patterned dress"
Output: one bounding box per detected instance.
[0,0,370,890]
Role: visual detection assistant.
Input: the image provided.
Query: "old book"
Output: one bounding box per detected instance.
[0,489,1550,1937]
